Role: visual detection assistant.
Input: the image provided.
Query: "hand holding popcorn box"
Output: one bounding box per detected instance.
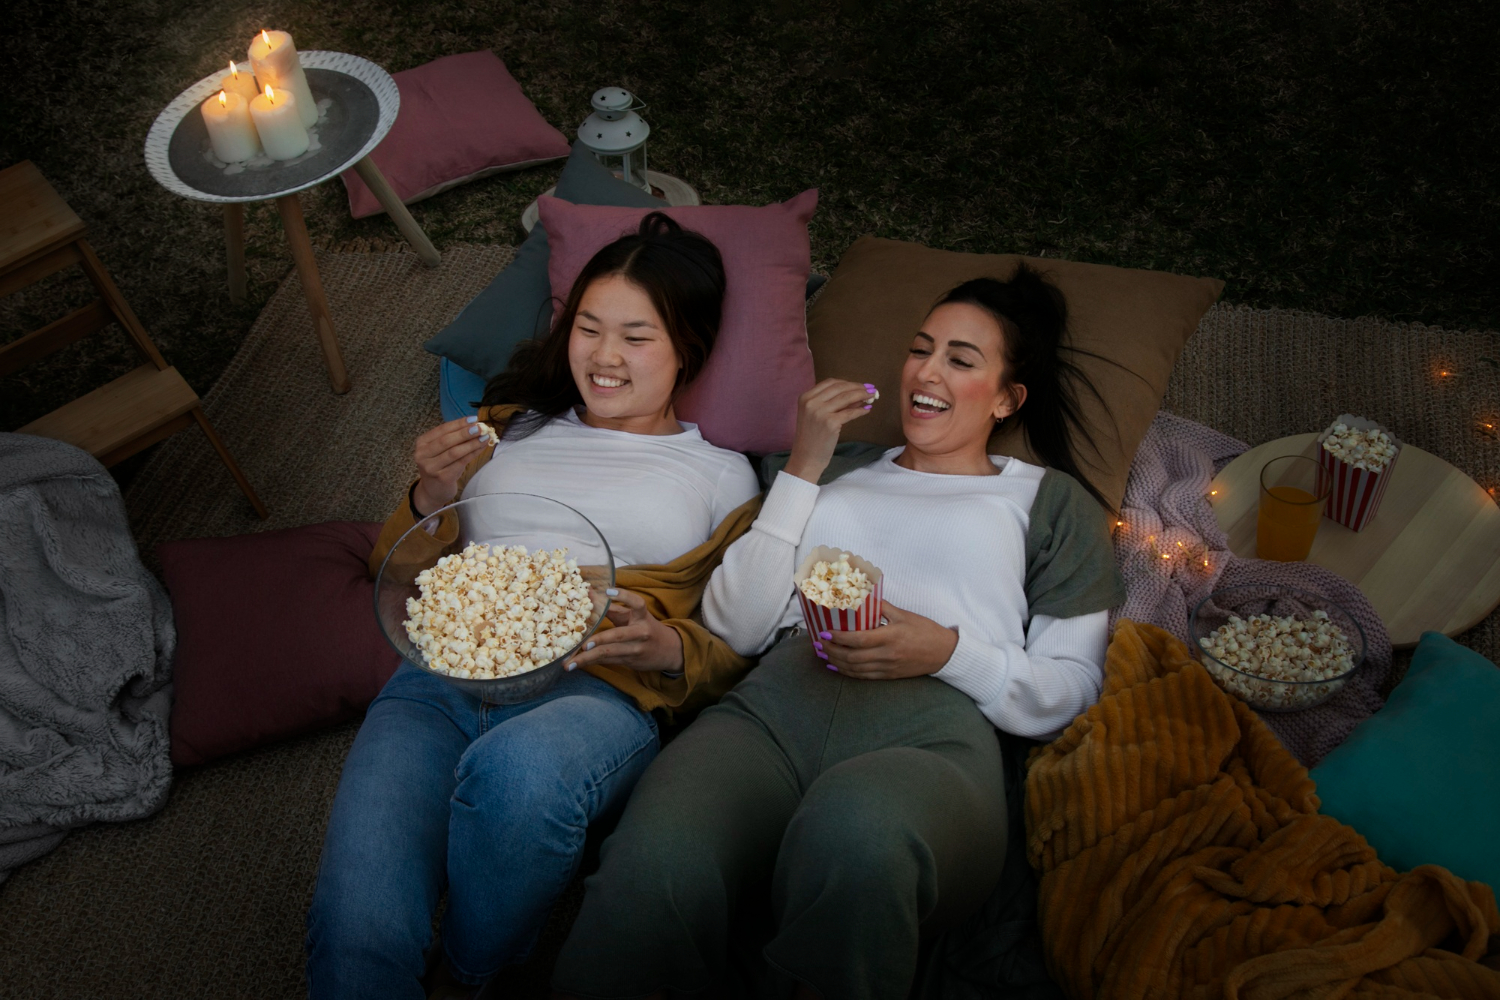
[1317,414,1402,532]
[793,546,884,665]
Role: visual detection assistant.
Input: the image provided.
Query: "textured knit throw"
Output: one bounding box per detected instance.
[0,433,175,883]
[1112,412,1393,767]
[1027,620,1500,999]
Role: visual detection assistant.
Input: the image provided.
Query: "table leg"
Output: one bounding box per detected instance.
[223,203,247,303]
[275,193,351,394]
[353,156,441,268]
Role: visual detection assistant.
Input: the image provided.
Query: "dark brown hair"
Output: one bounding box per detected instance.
[480,212,725,437]
[936,265,1119,510]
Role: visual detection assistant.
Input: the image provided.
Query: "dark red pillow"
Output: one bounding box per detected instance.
[160,522,400,766]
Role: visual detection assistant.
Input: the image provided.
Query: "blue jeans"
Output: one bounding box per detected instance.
[305,664,659,999]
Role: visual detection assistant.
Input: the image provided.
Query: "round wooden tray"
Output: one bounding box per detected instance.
[1210,433,1500,647]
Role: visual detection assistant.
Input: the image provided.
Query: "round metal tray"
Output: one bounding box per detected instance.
[143,50,400,203]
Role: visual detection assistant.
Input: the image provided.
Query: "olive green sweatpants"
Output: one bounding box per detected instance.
[552,634,1009,1000]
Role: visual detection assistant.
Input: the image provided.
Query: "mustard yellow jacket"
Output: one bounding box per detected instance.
[369,405,763,721]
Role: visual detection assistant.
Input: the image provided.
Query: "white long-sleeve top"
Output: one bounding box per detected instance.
[703,449,1121,740]
[463,409,760,567]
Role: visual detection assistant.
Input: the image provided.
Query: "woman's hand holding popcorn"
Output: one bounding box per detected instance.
[413,416,492,517]
[783,378,879,484]
[566,588,685,674]
[820,601,958,680]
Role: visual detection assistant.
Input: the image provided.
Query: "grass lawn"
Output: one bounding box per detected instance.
[2,0,1496,435]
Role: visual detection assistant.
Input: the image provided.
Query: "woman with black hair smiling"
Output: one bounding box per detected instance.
[553,264,1125,1000]
[306,213,760,1000]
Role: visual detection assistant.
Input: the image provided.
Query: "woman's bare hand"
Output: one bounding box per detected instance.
[565,589,684,674]
[819,601,958,680]
[412,416,490,516]
[782,379,878,484]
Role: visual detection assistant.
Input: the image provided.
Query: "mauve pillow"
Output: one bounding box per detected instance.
[538,190,819,454]
[160,522,399,766]
[341,51,569,220]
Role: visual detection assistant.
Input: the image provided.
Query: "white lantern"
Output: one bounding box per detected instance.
[577,87,651,192]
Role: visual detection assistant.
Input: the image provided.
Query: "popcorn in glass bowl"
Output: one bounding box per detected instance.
[374,494,613,704]
[1189,584,1366,712]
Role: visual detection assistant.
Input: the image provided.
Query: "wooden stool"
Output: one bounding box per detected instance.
[1,160,267,519]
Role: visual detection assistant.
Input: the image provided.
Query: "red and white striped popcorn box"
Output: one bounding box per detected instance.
[793,546,885,655]
[1317,414,1402,533]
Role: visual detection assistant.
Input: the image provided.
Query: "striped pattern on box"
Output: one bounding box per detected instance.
[1318,444,1400,533]
[796,574,885,636]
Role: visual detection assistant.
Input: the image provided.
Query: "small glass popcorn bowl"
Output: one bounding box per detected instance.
[373,493,615,705]
[1188,584,1367,713]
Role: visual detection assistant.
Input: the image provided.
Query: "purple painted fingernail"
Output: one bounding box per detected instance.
[813,641,824,651]
[465,415,478,423]
[827,664,838,672]
[816,650,829,660]
[819,631,832,639]
[863,404,873,410]
[863,383,876,391]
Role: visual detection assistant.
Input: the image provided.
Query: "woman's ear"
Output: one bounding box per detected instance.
[994,383,1027,422]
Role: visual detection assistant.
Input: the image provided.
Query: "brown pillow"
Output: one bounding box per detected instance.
[806,236,1224,510]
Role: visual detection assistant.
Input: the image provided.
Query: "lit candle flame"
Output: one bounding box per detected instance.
[264,84,275,103]
[230,59,239,77]
[1161,553,1171,560]
[262,29,272,48]
[1116,520,1124,528]
[1210,489,1219,496]
[1202,558,1210,567]
[218,90,228,107]
[1440,370,1450,377]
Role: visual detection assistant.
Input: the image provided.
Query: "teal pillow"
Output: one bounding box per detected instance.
[1309,631,1500,893]
[423,144,665,379]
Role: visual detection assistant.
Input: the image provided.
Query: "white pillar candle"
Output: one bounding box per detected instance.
[200,90,261,163]
[249,85,310,160]
[219,60,259,102]
[248,29,318,129]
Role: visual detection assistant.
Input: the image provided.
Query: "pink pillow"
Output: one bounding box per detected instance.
[538,190,819,454]
[160,522,400,766]
[341,51,570,220]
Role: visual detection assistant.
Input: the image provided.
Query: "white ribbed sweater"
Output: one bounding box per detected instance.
[703,451,1109,739]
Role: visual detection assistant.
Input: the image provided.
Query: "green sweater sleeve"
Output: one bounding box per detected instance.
[1024,469,1126,619]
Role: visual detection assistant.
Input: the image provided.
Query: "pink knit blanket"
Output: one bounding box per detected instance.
[1111,412,1393,767]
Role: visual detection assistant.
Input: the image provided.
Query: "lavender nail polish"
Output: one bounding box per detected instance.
[465,415,478,424]
[827,664,838,672]
[863,404,872,410]
[819,631,832,640]
[585,641,595,651]
[813,641,824,651]
[863,383,876,391]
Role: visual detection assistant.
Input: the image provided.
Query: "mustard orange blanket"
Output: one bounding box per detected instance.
[1027,620,1500,1000]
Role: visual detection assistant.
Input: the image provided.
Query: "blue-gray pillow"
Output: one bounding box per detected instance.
[423,144,665,379]
[1309,631,1500,894]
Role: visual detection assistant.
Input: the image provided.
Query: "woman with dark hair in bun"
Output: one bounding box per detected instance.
[554,263,1125,1000]
[306,213,761,999]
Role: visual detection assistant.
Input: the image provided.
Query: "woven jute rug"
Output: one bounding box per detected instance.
[2,248,1496,999]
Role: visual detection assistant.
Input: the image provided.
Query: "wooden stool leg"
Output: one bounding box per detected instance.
[191,407,268,519]
[224,203,247,303]
[275,193,351,394]
[352,156,441,268]
[75,240,170,370]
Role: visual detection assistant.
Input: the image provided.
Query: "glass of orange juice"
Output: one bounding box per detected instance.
[1256,455,1331,561]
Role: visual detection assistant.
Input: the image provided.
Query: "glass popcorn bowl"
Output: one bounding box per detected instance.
[373,493,614,704]
[1188,584,1367,713]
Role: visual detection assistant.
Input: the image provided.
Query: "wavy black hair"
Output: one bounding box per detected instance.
[935,265,1120,509]
[480,212,726,437]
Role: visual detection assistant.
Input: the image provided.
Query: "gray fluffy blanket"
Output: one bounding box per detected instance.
[0,433,174,883]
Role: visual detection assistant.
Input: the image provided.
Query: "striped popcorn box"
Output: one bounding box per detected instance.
[793,546,885,665]
[1317,414,1402,533]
